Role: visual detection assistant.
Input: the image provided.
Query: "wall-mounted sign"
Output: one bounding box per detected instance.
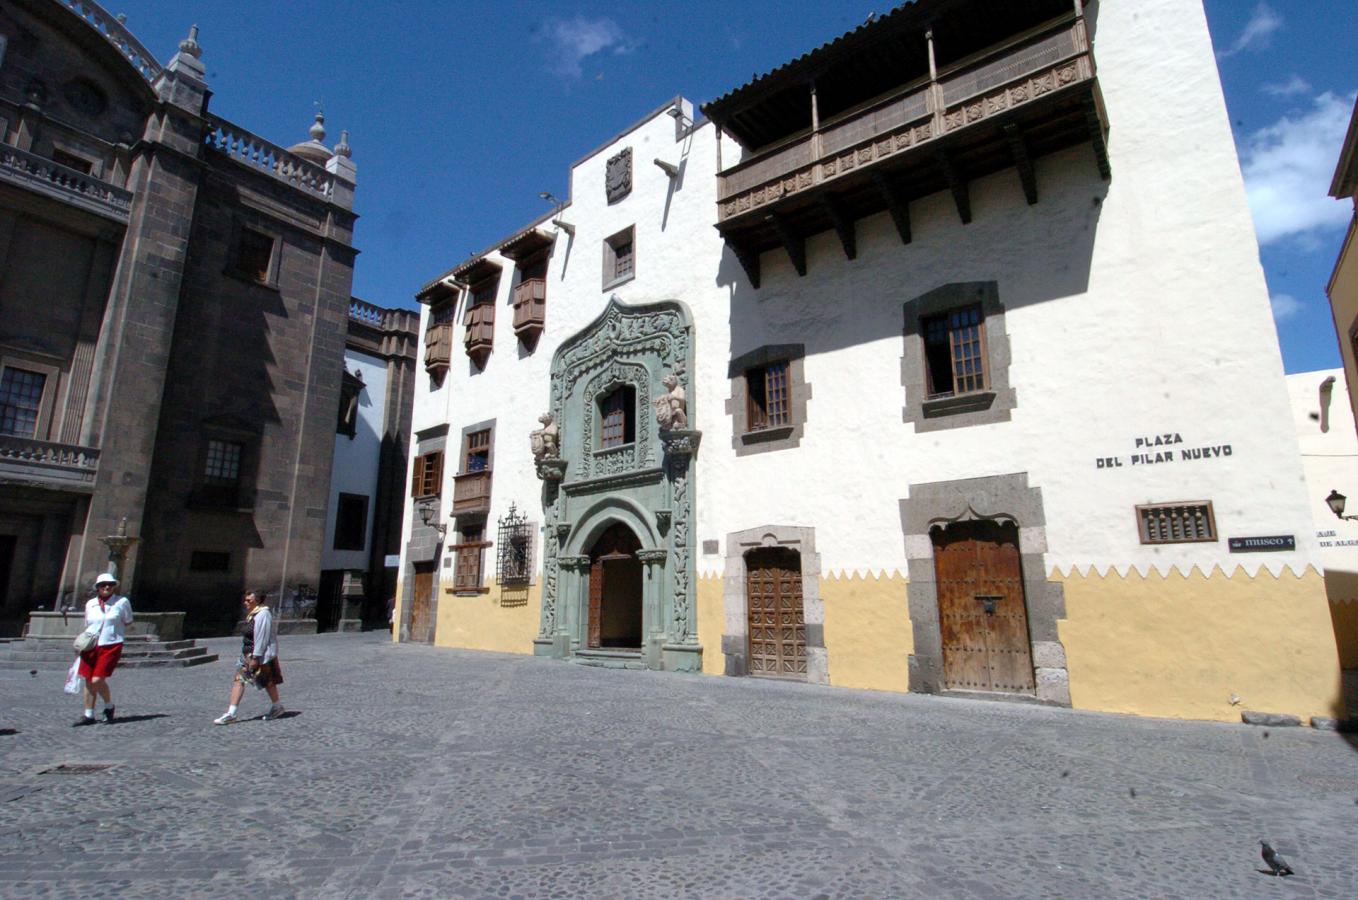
[1228,535,1295,553]
[1095,432,1233,470]
[384,554,400,567]
[1317,529,1358,548]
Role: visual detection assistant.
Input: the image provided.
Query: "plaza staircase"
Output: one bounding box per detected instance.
[0,634,218,670]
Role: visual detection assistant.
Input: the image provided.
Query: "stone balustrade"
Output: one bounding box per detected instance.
[62,0,162,82]
[0,142,132,221]
[203,115,335,202]
[349,297,387,327]
[0,436,100,491]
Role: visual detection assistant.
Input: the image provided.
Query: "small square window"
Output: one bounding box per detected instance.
[0,367,47,437]
[922,305,986,398]
[235,229,274,283]
[746,361,789,431]
[204,440,242,483]
[333,493,369,551]
[603,227,635,289]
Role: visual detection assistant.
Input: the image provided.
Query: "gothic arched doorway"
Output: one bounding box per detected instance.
[588,522,643,648]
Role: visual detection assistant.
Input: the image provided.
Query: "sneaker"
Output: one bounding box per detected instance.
[213,712,238,726]
[102,706,115,724]
[73,716,97,727]
[262,704,285,720]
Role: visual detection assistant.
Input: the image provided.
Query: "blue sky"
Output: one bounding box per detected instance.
[108,1,1357,374]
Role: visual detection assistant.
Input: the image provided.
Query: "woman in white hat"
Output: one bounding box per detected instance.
[75,572,133,726]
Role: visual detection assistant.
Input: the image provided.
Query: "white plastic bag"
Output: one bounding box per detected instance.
[63,658,82,695]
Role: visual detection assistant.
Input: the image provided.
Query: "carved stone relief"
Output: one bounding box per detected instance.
[606,147,632,203]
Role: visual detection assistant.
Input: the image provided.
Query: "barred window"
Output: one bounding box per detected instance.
[746,361,789,430]
[0,367,46,437]
[603,226,635,289]
[1136,502,1217,544]
[922,305,987,398]
[204,440,242,483]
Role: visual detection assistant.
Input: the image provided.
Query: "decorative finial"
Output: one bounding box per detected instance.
[309,111,326,143]
[178,24,202,59]
[335,129,351,158]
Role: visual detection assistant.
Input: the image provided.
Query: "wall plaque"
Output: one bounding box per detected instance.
[1227,535,1295,553]
[606,147,632,203]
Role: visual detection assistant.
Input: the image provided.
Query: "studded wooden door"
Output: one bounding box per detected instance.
[932,520,1034,693]
[409,562,435,644]
[587,523,640,649]
[745,547,807,678]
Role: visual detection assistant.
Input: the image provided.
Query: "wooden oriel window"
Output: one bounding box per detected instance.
[454,524,489,592]
[464,429,491,472]
[411,450,443,499]
[1136,502,1216,544]
[746,361,790,430]
[922,305,987,398]
[599,385,636,448]
[235,228,275,283]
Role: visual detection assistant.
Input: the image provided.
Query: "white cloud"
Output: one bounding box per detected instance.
[1269,292,1302,321]
[1219,3,1283,58]
[1241,91,1355,246]
[538,17,636,78]
[1262,74,1311,98]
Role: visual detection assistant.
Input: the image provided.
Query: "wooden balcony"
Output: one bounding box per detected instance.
[424,322,453,376]
[452,470,492,516]
[512,278,546,343]
[464,302,494,368]
[713,18,1107,286]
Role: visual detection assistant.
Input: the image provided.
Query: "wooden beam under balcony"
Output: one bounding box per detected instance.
[872,173,912,245]
[769,213,806,277]
[1004,124,1038,205]
[935,151,971,225]
[820,196,857,260]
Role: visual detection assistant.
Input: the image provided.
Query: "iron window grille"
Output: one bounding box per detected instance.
[497,503,532,586]
[1136,502,1217,544]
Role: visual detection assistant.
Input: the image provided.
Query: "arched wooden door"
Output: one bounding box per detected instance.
[932,520,1034,693]
[588,523,642,648]
[745,547,807,678]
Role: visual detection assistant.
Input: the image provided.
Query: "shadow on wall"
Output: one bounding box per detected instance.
[717,146,1108,371]
[1323,569,1358,720]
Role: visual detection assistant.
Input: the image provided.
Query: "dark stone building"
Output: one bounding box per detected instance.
[0,0,397,635]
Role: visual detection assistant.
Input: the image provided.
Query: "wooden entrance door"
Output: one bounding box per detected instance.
[409,562,435,643]
[588,523,642,649]
[745,547,807,678]
[932,520,1034,693]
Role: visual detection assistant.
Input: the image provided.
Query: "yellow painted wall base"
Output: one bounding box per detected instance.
[434,579,541,655]
[821,571,912,693]
[698,574,723,675]
[1056,567,1344,723]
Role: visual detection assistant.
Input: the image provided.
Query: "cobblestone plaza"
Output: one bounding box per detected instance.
[1,632,1356,897]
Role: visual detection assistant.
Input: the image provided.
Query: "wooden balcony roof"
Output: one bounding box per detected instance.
[499,227,555,262]
[703,0,1073,153]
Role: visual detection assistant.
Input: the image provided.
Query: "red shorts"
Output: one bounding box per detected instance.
[78,642,123,679]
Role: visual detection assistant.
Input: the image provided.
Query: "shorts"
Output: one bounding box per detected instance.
[78,642,123,679]
[237,656,283,689]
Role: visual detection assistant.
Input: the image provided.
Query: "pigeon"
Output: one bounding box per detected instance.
[1260,840,1294,876]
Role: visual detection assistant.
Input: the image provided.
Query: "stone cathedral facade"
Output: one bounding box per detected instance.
[397,0,1355,724]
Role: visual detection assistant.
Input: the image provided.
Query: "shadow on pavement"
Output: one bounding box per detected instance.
[0,728,17,736]
[106,714,170,725]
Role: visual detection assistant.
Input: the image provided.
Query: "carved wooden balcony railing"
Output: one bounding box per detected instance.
[0,142,132,222]
[452,470,492,516]
[512,277,546,342]
[714,18,1106,286]
[463,303,494,367]
[424,323,453,376]
[0,436,100,492]
[203,115,335,203]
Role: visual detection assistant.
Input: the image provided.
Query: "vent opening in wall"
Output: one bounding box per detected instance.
[1136,502,1216,544]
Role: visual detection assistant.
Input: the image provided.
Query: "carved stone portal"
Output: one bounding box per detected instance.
[533,295,700,672]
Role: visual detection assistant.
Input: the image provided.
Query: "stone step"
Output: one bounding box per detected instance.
[0,640,220,670]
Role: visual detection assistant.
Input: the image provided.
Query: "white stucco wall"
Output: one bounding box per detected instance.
[321,347,388,571]
[1287,368,1358,584]
[402,0,1317,590]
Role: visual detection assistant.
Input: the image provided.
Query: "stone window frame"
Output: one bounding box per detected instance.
[899,472,1069,706]
[721,524,828,684]
[226,219,282,288]
[725,344,811,456]
[901,282,1016,432]
[602,226,636,291]
[457,418,497,476]
[0,353,62,440]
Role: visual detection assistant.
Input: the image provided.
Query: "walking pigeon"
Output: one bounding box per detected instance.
[1260,840,1294,876]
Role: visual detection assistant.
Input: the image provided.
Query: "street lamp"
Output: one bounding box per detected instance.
[1325,489,1358,521]
[417,499,446,537]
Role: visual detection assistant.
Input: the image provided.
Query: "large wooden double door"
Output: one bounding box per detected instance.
[932,520,1034,693]
[746,547,807,678]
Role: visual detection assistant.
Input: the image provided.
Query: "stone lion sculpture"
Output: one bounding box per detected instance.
[530,412,560,461]
[653,374,687,430]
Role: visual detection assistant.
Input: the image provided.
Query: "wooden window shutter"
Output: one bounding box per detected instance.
[411,454,425,498]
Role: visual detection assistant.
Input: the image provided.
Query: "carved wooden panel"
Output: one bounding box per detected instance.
[746,547,806,678]
[933,520,1034,693]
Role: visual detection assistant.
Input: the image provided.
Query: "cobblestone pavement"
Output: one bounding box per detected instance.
[1,632,1356,898]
